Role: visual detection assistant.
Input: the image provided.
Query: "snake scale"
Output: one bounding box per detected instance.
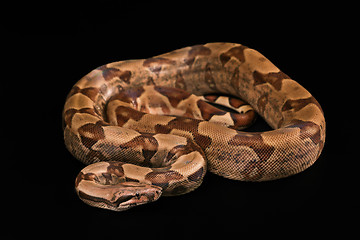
[63,42,326,211]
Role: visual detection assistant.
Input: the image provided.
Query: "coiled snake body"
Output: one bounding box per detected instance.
[63,43,325,211]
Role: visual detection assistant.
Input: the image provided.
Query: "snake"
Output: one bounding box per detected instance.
[63,42,326,211]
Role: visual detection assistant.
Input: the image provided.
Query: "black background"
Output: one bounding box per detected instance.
[5,1,354,238]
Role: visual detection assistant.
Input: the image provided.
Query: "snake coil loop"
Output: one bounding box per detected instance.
[63,43,325,211]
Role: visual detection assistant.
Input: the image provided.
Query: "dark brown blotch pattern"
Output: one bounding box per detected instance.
[197,100,227,120]
[78,121,107,149]
[185,45,211,66]
[97,65,132,83]
[282,96,322,113]
[229,133,275,163]
[145,170,183,189]
[67,86,99,102]
[154,86,192,108]
[63,108,99,129]
[219,45,248,66]
[229,97,248,109]
[114,106,146,126]
[188,167,205,182]
[286,120,322,146]
[119,134,159,167]
[253,71,289,91]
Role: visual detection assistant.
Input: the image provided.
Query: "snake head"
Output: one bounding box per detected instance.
[76,179,162,211]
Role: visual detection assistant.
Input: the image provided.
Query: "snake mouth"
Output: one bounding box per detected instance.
[115,185,162,210]
[77,181,162,211]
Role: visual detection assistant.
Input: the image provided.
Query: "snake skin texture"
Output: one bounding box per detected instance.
[63,42,326,211]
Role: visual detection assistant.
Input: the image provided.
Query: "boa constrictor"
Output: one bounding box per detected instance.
[63,42,326,211]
